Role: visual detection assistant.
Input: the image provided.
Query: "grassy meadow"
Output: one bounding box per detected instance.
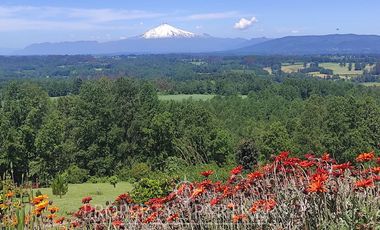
[278,62,373,78]
[34,182,132,216]
[158,94,216,101]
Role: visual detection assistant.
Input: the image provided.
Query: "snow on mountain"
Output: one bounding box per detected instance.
[142,24,197,39]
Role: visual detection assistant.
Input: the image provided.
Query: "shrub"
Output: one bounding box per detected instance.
[117,163,151,182]
[35,190,42,197]
[87,176,109,184]
[131,178,172,203]
[109,176,118,188]
[235,139,259,170]
[51,174,68,198]
[63,165,89,184]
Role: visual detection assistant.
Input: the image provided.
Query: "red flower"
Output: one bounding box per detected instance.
[80,204,94,213]
[247,171,263,182]
[112,220,124,227]
[81,196,92,204]
[355,178,374,188]
[210,197,220,206]
[356,152,375,162]
[321,153,333,162]
[144,212,158,223]
[230,165,243,175]
[115,193,133,203]
[275,151,290,162]
[371,167,380,174]
[166,213,179,223]
[200,170,214,177]
[332,162,351,170]
[299,160,314,168]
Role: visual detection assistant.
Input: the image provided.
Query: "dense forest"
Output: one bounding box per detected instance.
[1,69,380,185]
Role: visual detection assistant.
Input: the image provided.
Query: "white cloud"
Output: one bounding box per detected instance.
[234,17,258,30]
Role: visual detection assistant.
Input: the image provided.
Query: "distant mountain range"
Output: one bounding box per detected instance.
[8,24,380,56]
[233,34,380,55]
[15,24,269,55]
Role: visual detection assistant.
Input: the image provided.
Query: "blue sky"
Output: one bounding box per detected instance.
[0,0,378,48]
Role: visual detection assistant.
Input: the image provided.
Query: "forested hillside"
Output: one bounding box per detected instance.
[1,75,380,185]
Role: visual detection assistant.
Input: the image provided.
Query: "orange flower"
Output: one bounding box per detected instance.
[232,214,247,223]
[226,203,235,210]
[54,217,65,224]
[32,195,48,205]
[307,180,327,193]
[5,191,14,198]
[311,170,329,183]
[48,206,59,214]
[355,178,374,188]
[191,187,205,198]
[47,214,56,220]
[250,199,277,213]
[356,152,375,162]
[200,170,214,177]
[262,199,277,212]
[35,200,49,209]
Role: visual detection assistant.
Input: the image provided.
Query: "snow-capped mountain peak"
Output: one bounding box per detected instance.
[142,24,196,39]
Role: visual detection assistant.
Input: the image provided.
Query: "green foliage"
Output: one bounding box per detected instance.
[63,165,89,184]
[131,178,172,204]
[109,176,118,188]
[236,139,259,170]
[51,174,68,198]
[87,176,110,184]
[35,190,42,197]
[117,163,152,182]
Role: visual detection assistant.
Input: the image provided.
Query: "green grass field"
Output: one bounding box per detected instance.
[158,94,216,101]
[34,182,132,216]
[360,82,380,87]
[319,63,363,76]
[279,62,371,78]
[281,63,305,73]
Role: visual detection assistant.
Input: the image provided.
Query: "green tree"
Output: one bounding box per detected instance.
[236,139,259,170]
[51,174,68,198]
[109,176,118,188]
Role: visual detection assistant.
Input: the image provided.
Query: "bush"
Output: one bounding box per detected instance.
[51,174,68,198]
[109,176,118,188]
[131,177,174,203]
[35,190,42,197]
[236,139,259,170]
[63,165,89,184]
[87,176,109,184]
[117,163,151,182]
